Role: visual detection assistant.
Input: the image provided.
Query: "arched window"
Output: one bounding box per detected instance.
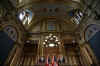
[70,9,83,24]
[47,20,56,31]
[18,9,33,25]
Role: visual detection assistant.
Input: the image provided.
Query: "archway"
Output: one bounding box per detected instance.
[84,24,100,62]
[89,31,100,62]
[0,30,14,66]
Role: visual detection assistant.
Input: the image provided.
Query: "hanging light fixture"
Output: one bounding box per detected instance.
[43,42,46,45]
[58,42,61,44]
[45,36,49,39]
[45,40,48,42]
[50,37,53,40]
[55,39,59,42]
[53,35,56,38]
[46,45,48,47]
[43,33,61,47]
[49,43,55,47]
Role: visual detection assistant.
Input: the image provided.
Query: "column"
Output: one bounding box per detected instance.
[69,56,72,65]
[23,56,28,66]
[31,57,34,65]
[27,56,31,66]
[73,56,77,65]
[85,44,99,65]
[83,47,93,64]
[65,56,68,64]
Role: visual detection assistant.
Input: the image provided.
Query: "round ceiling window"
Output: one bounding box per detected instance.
[18,9,33,25]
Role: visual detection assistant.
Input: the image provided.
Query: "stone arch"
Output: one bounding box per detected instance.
[84,24,100,42]
[2,22,25,45]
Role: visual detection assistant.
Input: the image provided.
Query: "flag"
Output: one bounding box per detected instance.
[52,56,58,66]
[46,56,51,66]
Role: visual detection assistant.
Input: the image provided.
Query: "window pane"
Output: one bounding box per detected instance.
[48,21,56,31]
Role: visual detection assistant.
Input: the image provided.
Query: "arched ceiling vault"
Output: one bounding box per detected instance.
[16,0,83,9]
[9,0,84,34]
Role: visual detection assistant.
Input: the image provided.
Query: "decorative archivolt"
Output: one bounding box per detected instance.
[1,21,26,45]
[84,24,100,41]
[78,16,100,43]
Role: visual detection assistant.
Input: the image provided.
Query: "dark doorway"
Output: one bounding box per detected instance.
[0,31,14,66]
[89,31,100,63]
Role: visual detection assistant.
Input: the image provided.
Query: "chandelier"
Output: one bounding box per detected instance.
[43,34,61,47]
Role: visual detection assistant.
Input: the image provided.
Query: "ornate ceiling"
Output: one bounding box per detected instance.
[14,0,84,33]
[0,0,100,44]
[9,0,82,7]
[1,0,99,36]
